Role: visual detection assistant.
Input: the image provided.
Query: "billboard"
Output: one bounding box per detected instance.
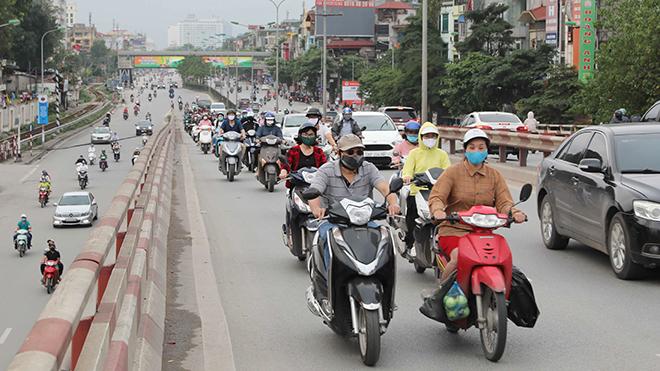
[578,0,596,82]
[202,56,252,68]
[545,0,558,45]
[342,81,361,105]
[315,1,375,38]
[134,56,185,68]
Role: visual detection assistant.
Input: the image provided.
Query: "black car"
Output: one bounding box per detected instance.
[135,120,153,136]
[537,123,660,279]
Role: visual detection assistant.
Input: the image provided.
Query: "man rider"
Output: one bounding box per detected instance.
[255,113,284,178]
[41,240,63,281]
[75,155,88,166]
[219,109,246,155]
[88,143,96,159]
[331,107,363,140]
[14,214,33,249]
[241,111,258,132]
[308,134,401,275]
[110,132,119,142]
[306,107,337,152]
[99,149,108,167]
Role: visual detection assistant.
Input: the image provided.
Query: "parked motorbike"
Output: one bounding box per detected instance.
[218,131,243,182]
[113,147,121,161]
[39,187,49,208]
[78,170,88,189]
[428,184,532,362]
[15,229,29,258]
[256,135,283,192]
[42,260,59,294]
[302,177,404,366]
[243,129,258,172]
[282,167,317,261]
[99,158,108,171]
[199,127,213,154]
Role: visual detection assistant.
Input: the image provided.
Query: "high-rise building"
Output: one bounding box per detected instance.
[49,0,67,27]
[174,14,225,49]
[167,26,179,48]
[66,2,77,27]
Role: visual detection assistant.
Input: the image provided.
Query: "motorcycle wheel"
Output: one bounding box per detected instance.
[19,245,24,258]
[358,306,381,366]
[228,164,235,182]
[413,261,426,274]
[79,180,85,190]
[290,222,305,261]
[46,277,53,294]
[479,288,507,362]
[267,173,275,192]
[203,144,208,154]
[40,198,46,208]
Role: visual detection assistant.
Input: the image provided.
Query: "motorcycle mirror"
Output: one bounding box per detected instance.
[278,155,290,166]
[519,183,532,203]
[392,150,400,157]
[389,177,404,194]
[361,126,367,131]
[301,187,321,200]
[53,203,58,207]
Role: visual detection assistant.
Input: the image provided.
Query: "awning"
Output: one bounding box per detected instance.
[518,6,546,24]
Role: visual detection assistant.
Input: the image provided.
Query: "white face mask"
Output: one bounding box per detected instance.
[227,115,235,121]
[308,118,319,125]
[423,138,437,148]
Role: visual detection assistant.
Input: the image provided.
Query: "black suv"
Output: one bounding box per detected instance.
[537,123,660,279]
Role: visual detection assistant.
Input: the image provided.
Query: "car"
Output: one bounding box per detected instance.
[281,114,309,152]
[377,106,418,130]
[238,98,251,110]
[210,103,226,115]
[115,84,124,92]
[537,123,660,279]
[158,82,166,89]
[632,100,660,122]
[135,120,153,136]
[325,110,338,124]
[261,84,270,91]
[198,99,212,111]
[459,111,528,158]
[52,192,98,227]
[250,102,261,112]
[335,111,401,166]
[90,126,112,144]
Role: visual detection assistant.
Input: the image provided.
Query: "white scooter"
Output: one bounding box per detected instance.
[199,126,213,154]
[88,151,96,165]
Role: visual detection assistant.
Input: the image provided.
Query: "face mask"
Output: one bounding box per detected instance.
[344,116,351,121]
[406,135,418,143]
[340,154,364,170]
[266,120,274,126]
[422,138,437,148]
[308,118,319,125]
[465,150,488,165]
[228,115,235,121]
[21,218,26,221]
[301,135,317,146]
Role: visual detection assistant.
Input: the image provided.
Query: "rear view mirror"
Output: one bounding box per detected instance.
[389,177,404,194]
[519,183,532,203]
[630,115,641,122]
[392,150,400,157]
[53,203,58,207]
[361,126,367,131]
[302,188,321,200]
[278,155,289,166]
[578,158,603,173]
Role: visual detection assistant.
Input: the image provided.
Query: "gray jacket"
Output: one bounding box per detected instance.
[331,118,363,139]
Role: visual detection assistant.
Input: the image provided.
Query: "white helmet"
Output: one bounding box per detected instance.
[21,214,27,218]
[463,128,490,148]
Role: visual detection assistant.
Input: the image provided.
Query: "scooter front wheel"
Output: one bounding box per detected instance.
[358,306,381,366]
[479,288,507,362]
[228,164,235,182]
[267,173,275,192]
[46,277,54,294]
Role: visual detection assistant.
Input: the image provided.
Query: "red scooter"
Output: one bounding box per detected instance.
[42,260,60,294]
[39,188,49,208]
[431,183,532,362]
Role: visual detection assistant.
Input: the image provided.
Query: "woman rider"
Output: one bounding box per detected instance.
[392,121,421,169]
[429,129,526,285]
[279,122,327,182]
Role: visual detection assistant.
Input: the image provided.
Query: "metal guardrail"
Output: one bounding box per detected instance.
[7,114,174,371]
[536,123,592,136]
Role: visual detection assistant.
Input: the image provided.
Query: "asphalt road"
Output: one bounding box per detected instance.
[167,86,660,370]
[0,74,177,369]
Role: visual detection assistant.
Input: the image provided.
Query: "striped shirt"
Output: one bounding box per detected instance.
[310,160,385,208]
[429,159,523,237]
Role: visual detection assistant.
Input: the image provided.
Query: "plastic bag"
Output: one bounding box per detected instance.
[507,266,540,328]
[444,281,470,321]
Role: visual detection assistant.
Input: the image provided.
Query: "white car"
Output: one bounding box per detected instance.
[90,126,112,144]
[459,111,526,158]
[281,114,308,152]
[335,111,402,166]
[52,192,98,227]
[261,84,271,91]
[210,102,226,116]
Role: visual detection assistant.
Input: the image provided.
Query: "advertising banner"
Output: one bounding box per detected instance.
[341,81,361,105]
[134,56,185,68]
[38,94,48,125]
[545,0,558,45]
[202,56,252,68]
[578,0,596,82]
[315,0,375,38]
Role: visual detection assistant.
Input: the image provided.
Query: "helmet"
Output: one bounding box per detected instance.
[306,107,322,117]
[79,154,84,158]
[265,112,275,119]
[227,109,236,115]
[342,107,352,115]
[21,214,27,218]
[247,112,254,117]
[136,147,140,150]
[463,128,490,148]
[619,108,627,116]
[614,110,623,119]
[404,121,421,132]
[42,170,47,174]
[298,122,318,135]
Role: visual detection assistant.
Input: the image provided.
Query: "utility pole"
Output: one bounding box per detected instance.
[317,4,342,121]
[421,0,428,123]
[269,0,286,112]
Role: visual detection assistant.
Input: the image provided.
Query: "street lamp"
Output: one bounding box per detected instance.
[421,0,428,123]
[232,21,256,90]
[0,19,20,28]
[268,0,286,112]
[41,26,66,93]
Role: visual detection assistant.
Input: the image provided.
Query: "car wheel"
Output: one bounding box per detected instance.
[608,213,645,280]
[540,195,569,250]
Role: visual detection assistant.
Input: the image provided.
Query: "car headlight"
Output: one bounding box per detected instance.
[54,212,63,217]
[82,211,91,216]
[346,204,373,226]
[633,200,660,221]
[461,213,508,228]
[148,126,152,130]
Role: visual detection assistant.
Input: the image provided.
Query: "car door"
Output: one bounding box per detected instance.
[641,102,660,122]
[548,132,592,233]
[572,132,612,250]
[89,193,98,217]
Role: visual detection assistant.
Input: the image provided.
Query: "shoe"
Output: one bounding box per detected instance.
[421,287,441,300]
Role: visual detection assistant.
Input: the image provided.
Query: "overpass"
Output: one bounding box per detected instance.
[117,51,272,85]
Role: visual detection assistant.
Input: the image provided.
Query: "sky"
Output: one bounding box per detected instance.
[74,0,308,49]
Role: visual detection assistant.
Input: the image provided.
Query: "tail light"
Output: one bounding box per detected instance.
[537,164,541,174]
[413,119,420,122]
[476,125,492,130]
[517,126,529,132]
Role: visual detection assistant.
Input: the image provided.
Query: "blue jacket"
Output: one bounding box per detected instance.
[220,119,244,133]
[256,124,283,140]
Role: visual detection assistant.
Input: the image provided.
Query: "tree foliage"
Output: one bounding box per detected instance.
[0,0,31,62]
[177,55,210,84]
[517,64,583,124]
[456,3,514,57]
[11,0,61,71]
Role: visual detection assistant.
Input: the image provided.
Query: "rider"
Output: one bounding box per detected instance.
[279,122,327,182]
[38,177,52,202]
[41,240,63,281]
[241,111,258,132]
[308,134,401,274]
[88,143,96,158]
[401,123,451,255]
[99,149,108,167]
[255,112,284,178]
[145,112,152,122]
[110,132,119,142]
[133,147,141,157]
[610,109,630,124]
[123,106,129,116]
[306,107,337,152]
[429,129,526,285]
[392,121,420,166]
[332,107,363,140]
[198,114,213,128]
[75,155,88,166]
[14,214,33,249]
[40,170,51,183]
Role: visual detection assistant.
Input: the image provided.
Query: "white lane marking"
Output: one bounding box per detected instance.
[20,165,39,183]
[0,328,12,344]
[179,126,236,371]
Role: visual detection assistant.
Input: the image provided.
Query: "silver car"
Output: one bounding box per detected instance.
[281,114,308,152]
[52,192,99,227]
[90,126,112,144]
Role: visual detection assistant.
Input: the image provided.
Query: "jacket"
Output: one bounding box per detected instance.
[402,122,451,195]
[331,118,362,139]
[256,124,283,140]
[282,145,327,187]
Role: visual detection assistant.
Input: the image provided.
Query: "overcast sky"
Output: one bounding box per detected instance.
[75,0,308,49]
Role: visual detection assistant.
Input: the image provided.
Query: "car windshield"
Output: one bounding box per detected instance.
[384,109,416,120]
[284,116,308,127]
[137,121,151,127]
[275,114,284,123]
[478,113,522,124]
[240,98,250,103]
[198,100,211,106]
[211,103,225,109]
[353,115,397,131]
[59,195,90,206]
[94,127,110,133]
[616,134,660,173]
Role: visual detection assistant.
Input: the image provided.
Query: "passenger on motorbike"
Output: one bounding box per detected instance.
[429,129,526,284]
[75,155,88,166]
[401,123,451,254]
[14,214,32,249]
[41,170,51,183]
[306,107,337,151]
[280,123,327,182]
[392,121,420,166]
[308,134,401,270]
[41,240,63,280]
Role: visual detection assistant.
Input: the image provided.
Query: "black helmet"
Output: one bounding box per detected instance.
[227,109,236,115]
[306,107,322,117]
[614,110,623,119]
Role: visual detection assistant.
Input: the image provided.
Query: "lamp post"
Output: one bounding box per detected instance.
[0,19,20,28]
[421,0,428,123]
[268,0,286,112]
[41,26,66,93]
[232,21,259,92]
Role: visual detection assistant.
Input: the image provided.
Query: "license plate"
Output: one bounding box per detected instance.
[365,151,389,157]
[66,218,78,222]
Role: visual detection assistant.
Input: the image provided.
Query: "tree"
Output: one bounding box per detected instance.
[90,39,109,60]
[177,55,210,84]
[0,0,31,63]
[517,64,583,124]
[358,51,403,106]
[456,3,514,57]
[11,0,61,71]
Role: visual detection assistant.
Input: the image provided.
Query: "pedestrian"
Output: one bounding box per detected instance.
[524,111,539,133]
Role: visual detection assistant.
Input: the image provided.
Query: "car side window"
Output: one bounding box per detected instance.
[643,103,660,122]
[559,133,591,165]
[583,133,608,168]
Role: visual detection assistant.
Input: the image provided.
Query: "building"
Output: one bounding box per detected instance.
[173,14,226,49]
[67,23,96,51]
[375,2,416,55]
[48,0,67,27]
[167,26,179,48]
[66,2,77,27]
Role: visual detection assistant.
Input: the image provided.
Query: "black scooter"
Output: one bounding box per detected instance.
[302,177,403,366]
[282,167,318,261]
[255,135,282,192]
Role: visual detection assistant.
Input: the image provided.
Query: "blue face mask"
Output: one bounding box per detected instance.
[406,135,418,143]
[344,116,351,121]
[465,150,488,165]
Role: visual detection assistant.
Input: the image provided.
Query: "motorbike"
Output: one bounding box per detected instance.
[123,112,129,120]
[428,184,532,362]
[191,125,201,143]
[132,153,139,165]
[134,109,139,117]
[78,170,88,189]
[302,177,404,366]
[243,129,258,172]
[99,157,108,171]
[256,135,283,192]
[130,96,134,103]
[113,147,121,161]
[142,134,149,146]
[218,131,243,182]
[39,187,49,208]
[199,127,213,154]
[15,229,29,258]
[282,167,318,261]
[88,152,96,165]
[148,95,152,102]
[179,102,183,111]
[42,260,59,294]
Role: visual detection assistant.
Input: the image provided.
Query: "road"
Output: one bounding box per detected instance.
[164,87,660,370]
[0,76,177,370]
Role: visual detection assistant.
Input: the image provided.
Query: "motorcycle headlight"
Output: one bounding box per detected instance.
[293,192,311,213]
[633,200,660,221]
[461,213,507,228]
[346,204,373,226]
[302,172,316,184]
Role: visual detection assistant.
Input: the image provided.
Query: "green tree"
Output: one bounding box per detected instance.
[456,3,514,57]
[177,55,210,84]
[11,0,61,71]
[0,0,31,63]
[358,51,403,106]
[90,39,109,60]
[517,64,583,124]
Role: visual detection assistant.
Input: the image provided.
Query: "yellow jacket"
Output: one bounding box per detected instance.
[402,122,451,195]
[38,182,51,191]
